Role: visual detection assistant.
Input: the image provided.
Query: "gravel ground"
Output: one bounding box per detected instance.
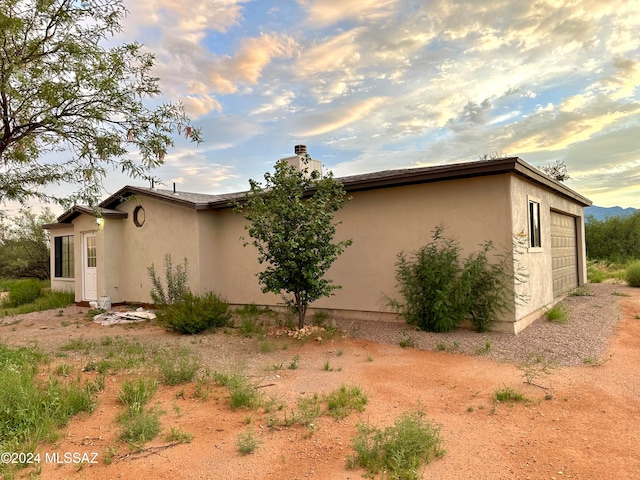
[334,282,627,366]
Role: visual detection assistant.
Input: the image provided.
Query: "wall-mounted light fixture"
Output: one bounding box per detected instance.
[96,217,103,225]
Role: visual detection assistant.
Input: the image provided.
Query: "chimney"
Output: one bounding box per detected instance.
[281,145,322,179]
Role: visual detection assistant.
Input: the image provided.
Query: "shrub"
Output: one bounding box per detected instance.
[162,292,232,334]
[391,226,526,332]
[6,279,42,307]
[625,261,640,287]
[347,410,445,480]
[147,254,189,307]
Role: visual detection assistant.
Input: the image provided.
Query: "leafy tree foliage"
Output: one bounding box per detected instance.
[0,208,54,279]
[585,211,640,262]
[235,157,352,329]
[0,0,201,209]
[539,160,570,182]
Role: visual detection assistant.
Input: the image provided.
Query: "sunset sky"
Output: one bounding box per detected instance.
[54,0,640,210]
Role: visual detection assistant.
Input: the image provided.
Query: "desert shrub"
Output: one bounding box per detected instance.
[147,254,189,307]
[162,292,232,334]
[347,409,445,480]
[6,279,42,307]
[391,227,467,332]
[391,226,526,332]
[625,261,640,287]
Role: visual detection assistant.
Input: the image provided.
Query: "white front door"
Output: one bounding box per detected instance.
[83,232,97,301]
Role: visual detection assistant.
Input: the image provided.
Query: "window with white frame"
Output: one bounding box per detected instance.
[528,200,541,248]
[54,235,75,278]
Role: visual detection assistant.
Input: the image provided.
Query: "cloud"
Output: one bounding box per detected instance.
[292,97,388,137]
[296,0,400,26]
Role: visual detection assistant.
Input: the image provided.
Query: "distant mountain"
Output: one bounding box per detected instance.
[585,205,638,221]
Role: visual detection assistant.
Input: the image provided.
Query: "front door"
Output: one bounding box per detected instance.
[83,232,97,301]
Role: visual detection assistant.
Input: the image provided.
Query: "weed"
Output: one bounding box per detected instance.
[323,359,332,371]
[546,304,569,323]
[475,341,492,355]
[336,348,344,357]
[582,356,603,366]
[59,337,96,353]
[365,354,373,362]
[611,291,631,297]
[467,406,474,413]
[54,363,71,377]
[271,362,283,371]
[493,386,529,404]
[103,446,118,465]
[436,343,447,351]
[519,353,556,386]
[165,426,193,444]
[161,291,232,334]
[288,354,300,370]
[157,347,201,385]
[193,377,211,401]
[347,409,445,480]
[259,340,277,353]
[399,331,415,348]
[312,310,332,326]
[117,378,158,415]
[236,428,260,455]
[117,409,161,445]
[325,385,367,419]
[213,372,262,410]
[569,287,593,297]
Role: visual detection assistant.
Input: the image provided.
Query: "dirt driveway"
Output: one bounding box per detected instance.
[1,285,639,480]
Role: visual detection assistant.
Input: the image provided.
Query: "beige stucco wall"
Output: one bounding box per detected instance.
[509,175,587,332]
[113,196,201,303]
[199,175,516,324]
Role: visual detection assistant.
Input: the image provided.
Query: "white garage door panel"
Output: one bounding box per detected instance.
[551,212,578,297]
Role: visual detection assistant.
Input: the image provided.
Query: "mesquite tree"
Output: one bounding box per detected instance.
[0,0,201,209]
[236,157,351,329]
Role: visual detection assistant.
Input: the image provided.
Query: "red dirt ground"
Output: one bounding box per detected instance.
[3,292,640,480]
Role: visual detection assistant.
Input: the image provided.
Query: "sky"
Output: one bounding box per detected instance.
[36,0,640,212]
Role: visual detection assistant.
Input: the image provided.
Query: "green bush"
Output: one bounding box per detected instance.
[6,279,42,307]
[626,261,640,287]
[391,227,526,332]
[162,291,232,334]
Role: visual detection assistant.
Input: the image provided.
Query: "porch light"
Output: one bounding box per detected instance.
[96,217,103,225]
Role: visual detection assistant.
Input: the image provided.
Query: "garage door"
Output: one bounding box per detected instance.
[551,211,578,297]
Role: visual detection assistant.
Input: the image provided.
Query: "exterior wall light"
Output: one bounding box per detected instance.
[96,217,103,225]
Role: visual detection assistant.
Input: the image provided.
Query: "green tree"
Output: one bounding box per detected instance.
[0,207,55,279]
[585,212,640,262]
[0,0,201,209]
[235,157,352,329]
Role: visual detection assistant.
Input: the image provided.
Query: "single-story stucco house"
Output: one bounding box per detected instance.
[44,148,591,333]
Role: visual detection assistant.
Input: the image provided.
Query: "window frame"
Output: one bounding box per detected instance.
[54,235,75,278]
[528,197,542,251]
